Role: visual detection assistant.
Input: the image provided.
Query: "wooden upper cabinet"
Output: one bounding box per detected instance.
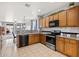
[49,15,54,21]
[59,11,67,27]
[67,6,79,27]
[46,17,49,28]
[53,13,59,20]
[42,18,46,28]
[39,19,43,28]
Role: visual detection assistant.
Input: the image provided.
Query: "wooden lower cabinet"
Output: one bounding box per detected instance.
[56,36,79,57]
[69,42,77,57]
[28,34,46,45]
[28,34,40,45]
[56,37,65,53]
[64,39,71,56]
[40,34,46,44]
[65,39,77,57]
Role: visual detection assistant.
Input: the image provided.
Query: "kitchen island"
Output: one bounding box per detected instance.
[17,31,46,48]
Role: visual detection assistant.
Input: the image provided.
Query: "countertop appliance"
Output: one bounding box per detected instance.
[49,20,59,27]
[45,30,61,51]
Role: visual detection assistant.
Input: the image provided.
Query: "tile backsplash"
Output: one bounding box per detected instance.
[41,27,79,33]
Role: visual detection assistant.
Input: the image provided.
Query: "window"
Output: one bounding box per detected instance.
[31,20,37,31]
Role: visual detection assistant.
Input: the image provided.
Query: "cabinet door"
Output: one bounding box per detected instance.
[67,6,79,27]
[49,15,53,21]
[69,40,77,57]
[39,19,43,28]
[34,34,40,43]
[56,37,65,53]
[40,34,46,44]
[29,34,40,45]
[53,13,59,20]
[42,18,46,28]
[28,34,35,45]
[56,37,60,51]
[59,11,67,27]
[46,17,49,28]
[65,39,70,56]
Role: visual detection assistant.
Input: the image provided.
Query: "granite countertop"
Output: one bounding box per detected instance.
[57,35,79,40]
[17,31,49,35]
[17,30,41,35]
[28,32,40,34]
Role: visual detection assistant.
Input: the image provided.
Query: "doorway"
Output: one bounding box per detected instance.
[0,22,17,56]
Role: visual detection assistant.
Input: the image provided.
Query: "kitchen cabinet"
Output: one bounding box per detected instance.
[28,34,40,45]
[39,6,79,27]
[39,19,43,28]
[45,17,49,28]
[56,36,79,57]
[67,6,79,27]
[69,40,77,57]
[42,18,46,28]
[40,34,46,44]
[56,37,65,53]
[29,34,46,45]
[64,39,70,56]
[49,15,54,21]
[59,11,67,27]
[53,13,59,20]
[65,39,77,56]
[34,34,40,43]
[17,33,46,47]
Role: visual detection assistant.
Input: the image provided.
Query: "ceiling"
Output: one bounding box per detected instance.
[0,2,70,22]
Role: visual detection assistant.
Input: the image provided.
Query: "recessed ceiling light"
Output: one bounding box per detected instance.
[38,9,41,12]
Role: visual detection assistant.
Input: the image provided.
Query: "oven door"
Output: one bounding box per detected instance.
[46,36,56,45]
[45,36,56,50]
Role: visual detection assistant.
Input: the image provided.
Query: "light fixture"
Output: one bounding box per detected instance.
[38,9,41,12]
[14,18,17,22]
[25,3,31,7]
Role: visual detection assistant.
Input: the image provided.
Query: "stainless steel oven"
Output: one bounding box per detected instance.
[45,30,61,51]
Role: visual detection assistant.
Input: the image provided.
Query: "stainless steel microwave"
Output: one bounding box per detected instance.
[49,20,59,27]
